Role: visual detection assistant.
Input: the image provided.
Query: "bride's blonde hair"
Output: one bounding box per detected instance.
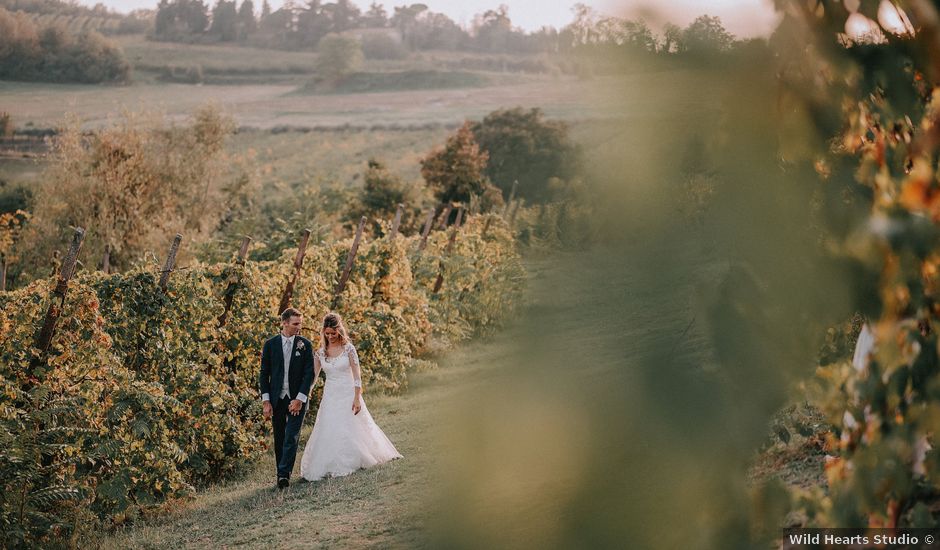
[319,312,351,351]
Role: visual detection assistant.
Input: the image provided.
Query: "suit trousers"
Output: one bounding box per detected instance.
[272,397,307,479]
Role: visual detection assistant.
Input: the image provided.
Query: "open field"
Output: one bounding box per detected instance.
[230,127,449,188]
[115,35,577,83]
[117,35,321,82]
[0,157,44,184]
[0,69,726,130]
[0,66,728,189]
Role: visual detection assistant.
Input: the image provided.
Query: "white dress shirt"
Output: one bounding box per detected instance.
[262,334,308,404]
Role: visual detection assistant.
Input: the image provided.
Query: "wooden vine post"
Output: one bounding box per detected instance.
[433,206,464,294]
[417,207,437,252]
[278,229,311,315]
[217,236,252,381]
[0,253,6,292]
[158,234,183,292]
[218,236,252,329]
[436,203,453,230]
[389,203,404,240]
[32,227,85,372]
[102,245,110,274]
[332,216,366,308]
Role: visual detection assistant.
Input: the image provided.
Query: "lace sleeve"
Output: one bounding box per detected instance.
[347,343,362,388]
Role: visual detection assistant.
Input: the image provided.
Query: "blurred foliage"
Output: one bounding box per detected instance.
[770,0,940,530]
[423,3,910,548]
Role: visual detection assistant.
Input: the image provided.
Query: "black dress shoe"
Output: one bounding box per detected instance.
[277,477,289,489]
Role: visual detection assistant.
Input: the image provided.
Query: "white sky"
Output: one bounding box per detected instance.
[76,0,780,37]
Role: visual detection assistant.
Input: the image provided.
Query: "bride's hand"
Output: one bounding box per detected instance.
[352,398,361,415]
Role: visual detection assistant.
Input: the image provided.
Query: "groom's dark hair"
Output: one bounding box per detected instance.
[280,307,303,321]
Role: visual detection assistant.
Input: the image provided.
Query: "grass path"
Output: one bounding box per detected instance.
[102,344,500,549]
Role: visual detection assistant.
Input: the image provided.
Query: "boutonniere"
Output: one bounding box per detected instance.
[296,341,305,351]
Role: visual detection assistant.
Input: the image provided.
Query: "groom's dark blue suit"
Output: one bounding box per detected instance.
[259,334,315,480]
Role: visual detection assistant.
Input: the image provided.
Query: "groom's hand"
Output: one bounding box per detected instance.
[262,400,273,419]
[289,399,302,415]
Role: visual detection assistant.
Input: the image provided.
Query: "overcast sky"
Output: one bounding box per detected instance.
[76,0,780,37]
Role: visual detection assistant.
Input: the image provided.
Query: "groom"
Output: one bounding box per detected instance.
[259,307,315,489]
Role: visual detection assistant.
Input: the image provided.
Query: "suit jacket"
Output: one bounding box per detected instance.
[259,334,315,409]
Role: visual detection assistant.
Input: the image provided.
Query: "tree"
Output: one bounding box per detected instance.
[0,7,42,76]
[260,0,271,18]
[0,7,128,84]
[473,5,513,52]
[661,22,682,53]
[314,32,361,85]
[236,0,256,39]
[420,122,503,210]
[64,31,130,83]
[391,3,427,50]
[183,0,209,33]
[209,0,238,41]
[328,0,360,33]
[681,15,734,54]
[621,19,656,52]
[362,1,387,28]
[296,1,331,48]
[469,107,581,202]
[153,0,209,37]
[346,159,418,234]
[154,0,174,35]
[411,11,465,51]
[566,3,598,47]
[260,6,291,34]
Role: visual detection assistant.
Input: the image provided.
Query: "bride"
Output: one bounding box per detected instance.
[299,312,402,481]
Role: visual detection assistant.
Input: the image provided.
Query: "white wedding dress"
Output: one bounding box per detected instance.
[299,343,402,481]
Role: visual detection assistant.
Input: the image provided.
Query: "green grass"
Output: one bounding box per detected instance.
[117,35,319,85]
[0,157,44,185]
[230,126,450,189]
[309,70,492,94]
[116,35,549,88]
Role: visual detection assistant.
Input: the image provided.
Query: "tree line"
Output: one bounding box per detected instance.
[151,0,744,57]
